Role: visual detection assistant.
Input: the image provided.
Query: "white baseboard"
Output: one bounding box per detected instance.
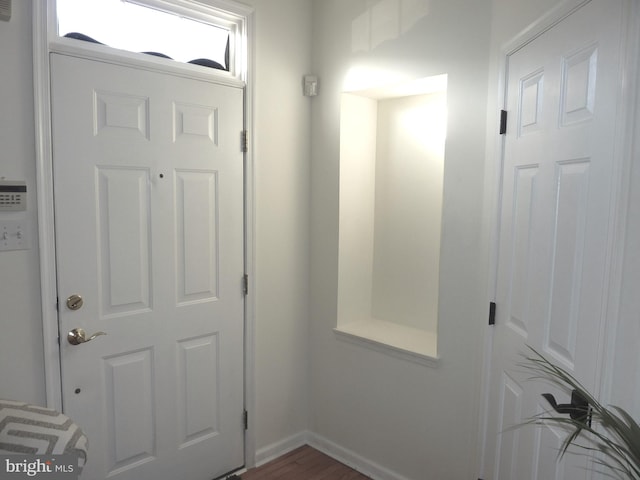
[254,431,309,467]
[254,430,411,480]
[307,432,412,480]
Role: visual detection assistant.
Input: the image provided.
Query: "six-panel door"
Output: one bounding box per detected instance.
[484,0,625,478]
[51,53,245,480]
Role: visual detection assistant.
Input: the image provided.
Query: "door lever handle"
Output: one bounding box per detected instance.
[542,389,591,426]
[67,327,107,346]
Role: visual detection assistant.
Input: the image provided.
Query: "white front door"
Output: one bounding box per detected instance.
[51,53,245,480]
[484,0,626,478]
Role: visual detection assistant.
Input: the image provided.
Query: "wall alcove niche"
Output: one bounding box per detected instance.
[334,74,447,366]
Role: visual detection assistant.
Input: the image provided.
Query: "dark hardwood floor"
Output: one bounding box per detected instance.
[240,445,372,480]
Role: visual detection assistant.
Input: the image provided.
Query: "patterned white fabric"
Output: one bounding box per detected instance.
[0,399,87,466]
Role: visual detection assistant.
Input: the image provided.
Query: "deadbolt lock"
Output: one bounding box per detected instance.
[66,294,84,311]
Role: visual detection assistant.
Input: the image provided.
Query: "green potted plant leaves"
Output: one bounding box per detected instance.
[520,347,640,479]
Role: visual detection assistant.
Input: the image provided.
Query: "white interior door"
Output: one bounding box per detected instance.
[51,53,245,480]
[484,0,625,478]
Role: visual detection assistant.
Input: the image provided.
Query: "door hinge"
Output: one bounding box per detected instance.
[242,273,249,296]
[243,409,248,430]
[241,130,248,153]
[499,109,508,135]
[488,301,496,326]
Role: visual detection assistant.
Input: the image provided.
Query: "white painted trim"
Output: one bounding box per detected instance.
[500,0,591,56]
[252,430,411,480]
[333,324,439,368]
[49,38,245,88]
[33,0,257,470]
[254,432,309,467]
[597,0,640,408]
[119,0,247,28]
[307,432,413,480]
[242,5,257,470]
[33,1,63,413]
[476,1,640,478]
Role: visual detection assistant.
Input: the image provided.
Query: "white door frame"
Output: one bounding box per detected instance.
[32,0,258,469]
[475,0,640,476]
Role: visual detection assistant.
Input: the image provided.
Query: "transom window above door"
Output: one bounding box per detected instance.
[56,0,231,70]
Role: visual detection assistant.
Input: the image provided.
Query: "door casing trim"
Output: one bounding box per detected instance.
[32,0,258,469]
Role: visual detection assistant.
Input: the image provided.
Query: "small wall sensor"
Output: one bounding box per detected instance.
[0,0,11,22]
[303,75,319,97]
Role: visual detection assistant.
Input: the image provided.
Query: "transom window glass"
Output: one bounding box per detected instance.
[57,0,230,70]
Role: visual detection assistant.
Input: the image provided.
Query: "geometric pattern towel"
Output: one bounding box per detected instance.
[0,399,88,467]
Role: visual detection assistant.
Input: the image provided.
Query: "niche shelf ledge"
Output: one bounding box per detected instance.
[334,319,439,367]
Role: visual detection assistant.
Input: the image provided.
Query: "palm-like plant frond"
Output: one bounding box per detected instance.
[519,347,640,480]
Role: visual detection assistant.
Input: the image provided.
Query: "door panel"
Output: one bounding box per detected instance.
[105,349,155,468]
[484,0,625,478]
[51,53,244,480]
[175,170,219,303]
[97,167,153,316]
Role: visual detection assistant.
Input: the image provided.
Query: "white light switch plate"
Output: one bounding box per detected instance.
[0,220,28,251]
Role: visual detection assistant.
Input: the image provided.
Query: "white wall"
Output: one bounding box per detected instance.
[337,94,377,325]
[612,113,640,419]
[0,0,313,458]
[338,91,445,334]
[372,93,445,332]
[0,1,45,406]
[245,0,313,452]
[309,1,492,478]
[600,1,640,422]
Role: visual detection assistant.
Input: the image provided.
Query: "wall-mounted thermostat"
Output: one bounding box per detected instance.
[0,0,10,22]
[0,180,26,211]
